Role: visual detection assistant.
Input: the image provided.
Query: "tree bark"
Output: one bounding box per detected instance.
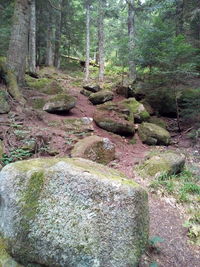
[127,0,136,81]
[54,0,64,68]
[85,1,90,82]
[7,0,31,85]
[175,0,184,36]
[46,24,54,66]
[29,0,36,73]
[98,0,105,82]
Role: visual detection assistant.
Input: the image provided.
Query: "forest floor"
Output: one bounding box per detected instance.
[0,68,199,266]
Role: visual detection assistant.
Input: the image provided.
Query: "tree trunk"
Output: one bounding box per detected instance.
[54,0,64,68]
[7,0,31,85]
[127,0,136,81]
[98,0,105,82]
[175,0,184,36]
[29,0,36,73]
[85,1,90,82]
[46,24,54,66]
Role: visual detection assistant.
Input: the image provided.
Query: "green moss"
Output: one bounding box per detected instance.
[20,171,44,231]
[0,238,24,266]
[31,98,46,109]
[26,76,51,90]
[14,158,139,188]
[0,140,4,158]
[149,117,167,129]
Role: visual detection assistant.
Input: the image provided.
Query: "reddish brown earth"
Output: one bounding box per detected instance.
[0,78,199,266]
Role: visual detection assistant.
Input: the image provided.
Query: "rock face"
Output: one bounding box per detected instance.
[89,91,114,105]
[0,90,10,114]
[71,135,115,164]
[0,158,149,267]
[141,151,186,176]
[43,94,76,113]
[138,122,171,145]
[83,84,101,93]
[94,102,135,135]
[120,98,150,122]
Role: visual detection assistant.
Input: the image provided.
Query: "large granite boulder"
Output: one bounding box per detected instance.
[83,84,101,93]
[43,94,76,113]
[140,151,186,176]
[71,135,115,164]
[0,158,149,267]
[89,91,114,105]
[138,122,171,145]
[94,102,135,135]
[119,98,150,123]
[0,90,10,114]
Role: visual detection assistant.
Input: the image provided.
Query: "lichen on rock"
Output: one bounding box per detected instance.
[0,158,149,267]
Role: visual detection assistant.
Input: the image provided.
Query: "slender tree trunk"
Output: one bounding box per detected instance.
[127,0,136,81]
[54,0,64,68]
[7,0,31,85]
[29,0,36,73]
[98,0,105,82]
[85,1,90,82]
[46,24,54,66]
[175,0,184,36]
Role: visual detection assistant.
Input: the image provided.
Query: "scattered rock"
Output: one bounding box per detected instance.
[94,102,135,135]
[141,151,186,176]
[120,98,150,123]
[43,94,76,113]
[0,90,10,114]
[80,89,92,97]
[62,117,94,133]
[83,84,101,93]
[0,158,149,267]
[89,90,114,105]
[0,140,3,159]
[140,99,155,115]
[138,122,171,145]
[71,135,115,164]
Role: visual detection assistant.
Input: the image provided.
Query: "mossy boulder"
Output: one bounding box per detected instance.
[0,90,10,114]
[0,158,149,267]
[25,76,51,90]
[83,84,101,93]
[149,116,167,129]
[140,151,186,176]
[31,97,46,109]
[94,102,135,136]
[89,90,114,105]
[43,94,76,113]
[0,140,4,159]
[120,98,150,123]
[138,122,171,145]
[80,88,92,97]
[71,135,115,164]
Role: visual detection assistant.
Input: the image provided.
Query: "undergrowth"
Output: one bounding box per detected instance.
[149,169,200,245]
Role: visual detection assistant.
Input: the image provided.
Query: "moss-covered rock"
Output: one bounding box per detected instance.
[71,135,115,164]
[149,116,167,129]
[43,94,76,113]
[140,151,186,176]
[80,89,92,97]
[94,102,135,136]
[120,98,150,122]
[0,140,4,159]
[83,84,101,93]
[0,90,10,114]
[0,158,149,267]
[25,76,51,90]
[89,90,114,105]
[138,122,171,145]
[31,97,46,109]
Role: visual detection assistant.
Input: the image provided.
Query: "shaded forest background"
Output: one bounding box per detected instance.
[0,0,200,133]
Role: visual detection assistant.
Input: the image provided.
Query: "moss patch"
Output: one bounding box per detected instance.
[26,76,51,90]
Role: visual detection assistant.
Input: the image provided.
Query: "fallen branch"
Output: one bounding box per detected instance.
[61,55,99,68]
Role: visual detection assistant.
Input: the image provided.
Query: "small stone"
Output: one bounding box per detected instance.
[43,94,76,113]
[89,90,114,105]
[83,84,101,93]
[80,89,92,97]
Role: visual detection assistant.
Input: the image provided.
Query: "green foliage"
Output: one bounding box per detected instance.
[0,149,32,166]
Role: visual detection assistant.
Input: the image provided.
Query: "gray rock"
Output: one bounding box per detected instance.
[140,151,186,176]
[80,89,92,97]
[89,91,114,105]
[0,90,10,114]
[138,122,171,145]
[83,84,101,93]
[71,135,115,164]
[43,94,76,113]
[0,158,149,267]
